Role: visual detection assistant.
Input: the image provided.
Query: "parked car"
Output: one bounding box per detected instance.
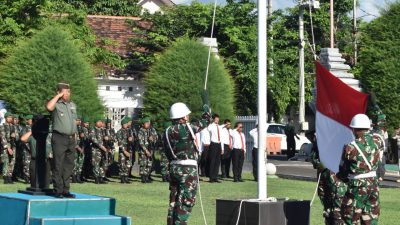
[266,123,311,154]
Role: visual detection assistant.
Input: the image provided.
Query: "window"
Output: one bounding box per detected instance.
[106,86,110,91]
[129,87,133,92]
[118,86,122,91]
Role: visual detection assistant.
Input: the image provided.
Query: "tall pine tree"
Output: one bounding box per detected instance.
[144,38,235,124]
[0,26,104,117]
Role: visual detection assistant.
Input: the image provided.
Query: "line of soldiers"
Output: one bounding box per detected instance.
[0,112,170,185]
[311,113,385,225]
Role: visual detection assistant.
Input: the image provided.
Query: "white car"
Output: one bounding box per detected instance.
[266,123,311,153]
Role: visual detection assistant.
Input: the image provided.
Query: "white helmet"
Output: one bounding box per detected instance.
[350,114,371,129]
[169,102,191,119]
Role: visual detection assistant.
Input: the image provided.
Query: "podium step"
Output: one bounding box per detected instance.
[30,215,131,225]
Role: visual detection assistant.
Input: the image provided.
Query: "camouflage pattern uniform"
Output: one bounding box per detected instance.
[340,132,381,225]
[72,124,85,182]
[116,119,132,183]
[161,122,172,182]
[20,123,32,183]
[138,123,158,182]
[1,119,19,183]
[89,125,107,183]
[165,118,209,225]
[103,122,116,175]
[311,143,347,225]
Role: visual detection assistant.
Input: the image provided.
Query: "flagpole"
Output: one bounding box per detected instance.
[330,0,334,48]
[257,0,267,200]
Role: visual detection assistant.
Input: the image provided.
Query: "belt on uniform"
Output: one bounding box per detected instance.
[53,130,74,139]
[348,171,377,179]
[170,159,197,166]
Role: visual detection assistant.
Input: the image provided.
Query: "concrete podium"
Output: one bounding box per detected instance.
[0,193,131,225]
[216,199,310,225]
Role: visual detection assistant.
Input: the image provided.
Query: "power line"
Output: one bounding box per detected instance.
[358,7,379,18]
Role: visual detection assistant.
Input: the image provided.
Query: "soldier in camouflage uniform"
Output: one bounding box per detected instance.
[1,112,19,184]
[89,117,108,184]
[20,115,34,183]
[117,117,132,183]
[161,121,172,182]
[72,117,84,183]
[138,117,158,183]
[128,117,139,177]
[340,114,381,225]
[165,102,210,225]
[103,118,116,178]
[13,114,24,181]
[371,113,387,181]
[311,135,347,225]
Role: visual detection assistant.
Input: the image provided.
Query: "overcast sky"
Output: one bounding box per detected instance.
[172,0,395,22]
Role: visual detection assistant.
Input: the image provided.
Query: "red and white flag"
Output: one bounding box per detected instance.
[315,61,368,173]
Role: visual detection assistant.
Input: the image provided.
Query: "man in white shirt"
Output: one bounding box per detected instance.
[249,124,258,181]
[231,122,246,182]
[199,127,210,177]
[220,119,232,178]
[207,114,222,183]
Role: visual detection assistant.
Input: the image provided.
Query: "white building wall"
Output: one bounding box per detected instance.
[139,0,166,14]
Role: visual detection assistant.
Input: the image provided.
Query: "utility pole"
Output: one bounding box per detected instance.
[298,1,319,131]
[353,0,357,65]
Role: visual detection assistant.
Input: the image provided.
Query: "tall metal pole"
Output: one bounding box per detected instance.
[299,3,305,127]
[257,0,267,200]
[330,0,334,48]
[353,0,357,65]
[268,0,273,76]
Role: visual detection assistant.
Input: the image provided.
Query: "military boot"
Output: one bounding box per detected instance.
[146,175,153,183]
[124,176,131,184]
[141,175,146,183]
[120,176,126,184]
[71,175,77,183]
[3,177,8,184]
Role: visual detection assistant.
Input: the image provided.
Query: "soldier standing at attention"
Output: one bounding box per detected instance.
[340,114,381,225]
[1,112,19,184]
[90,117,108,184]
[165,102,210,225]
[46,82,77,198]
[104,118,116,178]
[72,117,84,183]
[138,117,158,183]
[20,115,34,184]
[81,116,92,181]
[117,117,132,184]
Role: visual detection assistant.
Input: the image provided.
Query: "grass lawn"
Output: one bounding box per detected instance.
[0,173,398,225]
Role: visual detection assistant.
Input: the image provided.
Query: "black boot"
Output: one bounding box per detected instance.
[3,177,8,184]
[141,175,146,183]
[162,176,167,182]
[146,175,152,183]
[77,175,83,183]
[71,175,77,183]
[94,177,100,184]
[100,177,107,184]
[8,176,14,184]
[124,176,131,184]
[120,176,126,183]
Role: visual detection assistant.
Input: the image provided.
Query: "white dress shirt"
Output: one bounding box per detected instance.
[231,129,246,152]
[200,128,211,147]
[221,126,233,146]
[208,123,222,143]
[195,132,202,153]
[249,128,258,148]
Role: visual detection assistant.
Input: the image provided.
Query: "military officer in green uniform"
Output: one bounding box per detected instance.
[46,82,77,198]
[340,114,381,225]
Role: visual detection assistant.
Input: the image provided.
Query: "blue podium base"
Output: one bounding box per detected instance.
[0,193,131,225]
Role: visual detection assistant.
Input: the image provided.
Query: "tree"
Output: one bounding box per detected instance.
[357,1,400,130]
[50,0,141,16]
[0,26,104,117]
[143,38,235,125]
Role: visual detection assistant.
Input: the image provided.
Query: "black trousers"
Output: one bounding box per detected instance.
[208,142,222,180]
[200,146,209,177]
[221,144,232,177]
[232,148,244,180]
[252,147,258,180]
[51,132,76,194]
[287,139,296,159]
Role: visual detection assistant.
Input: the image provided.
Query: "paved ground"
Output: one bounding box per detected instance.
[264,156,400,188]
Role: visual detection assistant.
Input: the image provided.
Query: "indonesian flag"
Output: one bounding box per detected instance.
[315,61,368,173]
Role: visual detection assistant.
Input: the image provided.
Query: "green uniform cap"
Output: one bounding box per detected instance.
[94,117,104,123]
[25,115,33,120]
[121,117,130,125]
[105,118,112,123]
[141,117,151,124]
[377,114,386,121]
[4,112,13,118]
[81,116,90,123]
